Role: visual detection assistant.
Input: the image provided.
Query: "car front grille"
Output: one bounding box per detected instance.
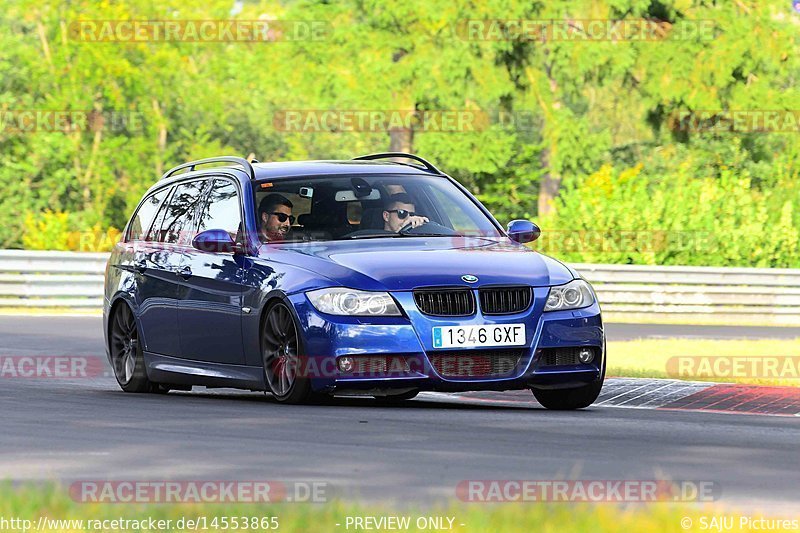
[413,289,475,316]
[479,286,532,315]
[428,348,524,378]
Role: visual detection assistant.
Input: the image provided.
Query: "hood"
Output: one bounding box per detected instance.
[262,237,574,291]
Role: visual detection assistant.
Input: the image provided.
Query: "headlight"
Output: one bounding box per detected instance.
[306,288,402,316]
[544,279,596,312]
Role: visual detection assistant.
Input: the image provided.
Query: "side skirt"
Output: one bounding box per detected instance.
[144,351,266,391]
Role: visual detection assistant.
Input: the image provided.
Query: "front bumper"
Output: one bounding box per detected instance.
[288,287,604,394]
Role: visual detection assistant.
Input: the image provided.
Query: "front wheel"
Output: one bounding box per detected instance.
[262,302,321,404]
[531,378,604,410]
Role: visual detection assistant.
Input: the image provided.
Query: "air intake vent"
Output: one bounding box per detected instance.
[538,347,596,366]
[429,349,524,378]
[479,286,532,315]
[341,355,411,375]
[414,289,475,317]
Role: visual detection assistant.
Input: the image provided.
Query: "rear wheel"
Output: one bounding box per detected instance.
[262,302,320,404]
[109,304,154,393]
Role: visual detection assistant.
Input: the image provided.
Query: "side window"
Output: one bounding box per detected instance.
[157,180,208,244]
[146,186,175,242]
[197,179,241,241]
[127,188,169,241]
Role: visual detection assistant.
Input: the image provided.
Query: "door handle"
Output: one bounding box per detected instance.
[133,259,147,273]
[177,266,193,279]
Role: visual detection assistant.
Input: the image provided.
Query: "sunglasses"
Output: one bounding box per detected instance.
[269,212,295,224]
[385,209,419,220]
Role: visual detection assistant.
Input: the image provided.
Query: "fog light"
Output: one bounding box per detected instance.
[578,348,594,364]
[338,356,354,373]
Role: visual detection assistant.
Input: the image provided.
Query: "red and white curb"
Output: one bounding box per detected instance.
[419,378,800,417]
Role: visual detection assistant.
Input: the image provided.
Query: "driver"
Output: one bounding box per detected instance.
[382,193,429,232]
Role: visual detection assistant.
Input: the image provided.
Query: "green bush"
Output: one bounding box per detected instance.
[538,161,800,267]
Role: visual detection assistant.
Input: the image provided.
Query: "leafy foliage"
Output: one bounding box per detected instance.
[0,0,798,267]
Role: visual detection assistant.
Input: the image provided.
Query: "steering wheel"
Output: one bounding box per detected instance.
[398,220,430,234]
[398,221,458,236]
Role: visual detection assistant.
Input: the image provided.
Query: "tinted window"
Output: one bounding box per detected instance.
[128,188,169,241]
[146,186,175,242]
[157,180,207,244]
[197,179,241,240]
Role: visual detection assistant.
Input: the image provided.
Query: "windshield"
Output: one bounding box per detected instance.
[252,174,503,243]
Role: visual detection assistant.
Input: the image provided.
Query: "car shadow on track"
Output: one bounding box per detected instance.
[92,387,587,412]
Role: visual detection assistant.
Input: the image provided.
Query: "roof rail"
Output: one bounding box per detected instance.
[352,152,443,175]
[161,156,256,181]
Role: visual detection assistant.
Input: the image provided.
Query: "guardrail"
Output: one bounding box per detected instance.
[0,250,798,325]
[0,250,107,309]
[572,263,800,325]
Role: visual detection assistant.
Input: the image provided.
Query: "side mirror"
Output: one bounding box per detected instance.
[192,229,236,253]
[507,220,541,244]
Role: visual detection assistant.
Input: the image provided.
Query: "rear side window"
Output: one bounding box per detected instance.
[197,179,241,241]
[127,188,169,241]
[156,180,208,244]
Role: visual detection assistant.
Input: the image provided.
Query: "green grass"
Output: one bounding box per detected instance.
[0,482,786,533]
[609,338,800,386]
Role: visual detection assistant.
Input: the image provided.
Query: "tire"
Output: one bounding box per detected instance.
[109,303,155,393]
[532,343,606,410]
[531,379,604,410]
[261,301,322,404]
[373,390,419,403]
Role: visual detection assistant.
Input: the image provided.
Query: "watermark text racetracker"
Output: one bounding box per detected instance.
[457,19,715,41]
[667,356,800,380]
[68,20,330,42]
[0,110,143,134]
[70,480,329,503]
[0,516,280,532]
[273,109,536,133]
[671,110,800,133]
[0,356,107,379]
[457,480,719,502]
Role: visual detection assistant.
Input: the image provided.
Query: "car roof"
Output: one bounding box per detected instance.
[250,160,437,180]
[151,159,444,195]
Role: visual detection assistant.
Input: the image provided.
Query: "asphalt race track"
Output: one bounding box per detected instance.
[1,316,799,512]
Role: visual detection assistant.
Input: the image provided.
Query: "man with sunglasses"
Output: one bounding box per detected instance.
[382,192,429,233]
[258,193,295,242]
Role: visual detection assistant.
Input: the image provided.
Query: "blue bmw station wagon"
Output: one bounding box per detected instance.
[104,153,605,409]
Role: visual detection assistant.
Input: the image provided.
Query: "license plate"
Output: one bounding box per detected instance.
[432,324,526,349]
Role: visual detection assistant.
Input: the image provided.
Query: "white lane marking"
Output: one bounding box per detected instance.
[595,381,656,405]
[610,381,678,406]
[635,384,705,407]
